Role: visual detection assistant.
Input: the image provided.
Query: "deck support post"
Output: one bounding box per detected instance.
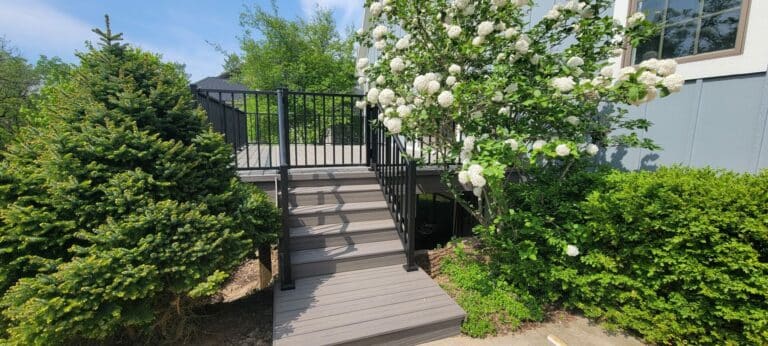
[277,88,295,290]
[404,160,418,272]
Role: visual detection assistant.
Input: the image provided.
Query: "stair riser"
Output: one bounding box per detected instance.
[288,190,384,206]
[289,178,379,188]
[288,209,392,227]
[290,230,399,251]
[291,252,405,279]
[340,318,463,346]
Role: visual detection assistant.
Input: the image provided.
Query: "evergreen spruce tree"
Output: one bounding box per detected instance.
[0,16,278,344]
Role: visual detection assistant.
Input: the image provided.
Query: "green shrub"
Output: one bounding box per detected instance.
[440,244,544,337]
[0,20,278,345]
[480,166,768,345]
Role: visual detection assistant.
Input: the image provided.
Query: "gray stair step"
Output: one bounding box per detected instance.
[287,184,384,206]
[287,201,391,227]
[273,265,465,346]
[290,239,404,278]
[289,219,398,251]
[288,171,378,188]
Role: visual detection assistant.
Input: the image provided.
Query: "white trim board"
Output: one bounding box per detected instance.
[612,0,768,80]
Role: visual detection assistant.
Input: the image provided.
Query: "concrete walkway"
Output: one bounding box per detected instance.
[420,316,644,346]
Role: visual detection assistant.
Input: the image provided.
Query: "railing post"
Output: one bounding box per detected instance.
[367,106,377,171]
[277,88,295,290]
[404,159,418,272]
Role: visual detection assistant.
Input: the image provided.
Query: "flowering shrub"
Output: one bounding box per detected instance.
[355,0,682,234]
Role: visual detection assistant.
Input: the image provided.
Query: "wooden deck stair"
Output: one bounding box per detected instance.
[273,170,466,346]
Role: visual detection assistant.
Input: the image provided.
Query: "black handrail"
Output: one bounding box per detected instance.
[370,106,418,271]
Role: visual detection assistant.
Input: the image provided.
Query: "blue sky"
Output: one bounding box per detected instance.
[0,0,364,82]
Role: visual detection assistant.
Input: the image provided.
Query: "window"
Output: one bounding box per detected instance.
[627,0,750,64]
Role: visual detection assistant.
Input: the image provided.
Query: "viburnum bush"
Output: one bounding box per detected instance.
[355,0,683,252]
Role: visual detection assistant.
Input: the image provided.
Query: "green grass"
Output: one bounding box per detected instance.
[439,245,545,337]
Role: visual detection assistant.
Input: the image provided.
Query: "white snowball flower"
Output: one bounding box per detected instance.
[638,71,662,87]
[551,76,576,93]
[374,40,387,50]
[390,57,406,73]
[384,117,402,134]
[544,7,561,20]
[566,245,580,257]
[463,135,475,152]
[492,0,507,8]
[413,96,424,106]
[473,187,483,197]
[565,116,580,126]
[505,139,519,150]
[446,76,457,86]
[397,104,412,117]
[437,90,454,108]
[372,25,389,40]
[413,75,428,92]
[377,111,385,121]
[355,100,367,109]
[514,38,529,54]
[477,21,495,37]
[494,22,506,31]
[356,58,369,71]
[657,59,677,76]
[463,4,476,15]
[585,143,599,156]
[357,76,366,85]
[639,58,660,71]
[472,36,485,46]
[530,54,541,65]
[566,56,584,68]
[447,25,462,39]
[600,66,613,78]
[395,35,411,50]
[427,80,441,95]
[396,97,406,106]
[532,139,546,150]
[662,73,685,92]
[458,170,470,185]
[491,91,503,103]
[376,75,386,85]
[502,27,518,39]
[370,2,383,17]
[555,144,571,157]
[448,64,462,75]
[618,66,637,81]
[453,0,470,10]
[468,164,485,187]
[627,12,645,26]
[366,87,380,103]
[378,88,396,106]
[498,106,510,115]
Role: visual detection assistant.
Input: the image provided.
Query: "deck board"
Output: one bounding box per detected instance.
[273,265,465,346]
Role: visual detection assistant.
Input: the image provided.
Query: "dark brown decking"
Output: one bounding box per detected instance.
[273,265,465,346]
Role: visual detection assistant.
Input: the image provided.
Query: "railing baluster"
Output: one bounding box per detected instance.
[276,88,294,290]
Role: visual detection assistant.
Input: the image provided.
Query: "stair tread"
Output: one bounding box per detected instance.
[288,184,382,195]
[289,219,395,238]
[288,201,388,216]
[288,170,375,181]
[290,239,403,264]
[273,266,465,346]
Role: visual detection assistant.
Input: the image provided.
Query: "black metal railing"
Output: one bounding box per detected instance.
[191,86,368,170]
[370,107,418,272]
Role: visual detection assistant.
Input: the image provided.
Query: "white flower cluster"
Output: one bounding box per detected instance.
[458,163,486,197]
[566,244,580,257]
[627,12,645,27]
[413,73,442,95]
[551,76,576,93]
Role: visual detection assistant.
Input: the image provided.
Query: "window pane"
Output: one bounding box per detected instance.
[698,9,741,53]
[637,0,667,23]
[634,34,661,64]
[704,0,741,14]
[662,21,696,58]
[667,0,700,24]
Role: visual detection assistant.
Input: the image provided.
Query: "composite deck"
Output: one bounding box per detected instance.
[269,168,465,345]
[273,265,465,346]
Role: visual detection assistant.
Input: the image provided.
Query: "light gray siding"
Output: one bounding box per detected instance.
[605,72,768,173]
